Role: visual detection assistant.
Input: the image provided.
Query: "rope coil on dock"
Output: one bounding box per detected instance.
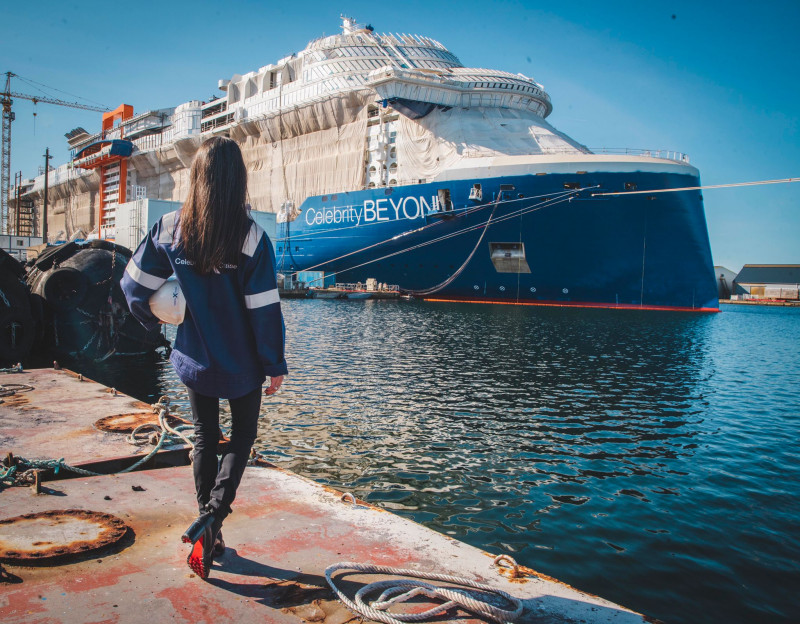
[0,384,34,397]
[325,562,523,623]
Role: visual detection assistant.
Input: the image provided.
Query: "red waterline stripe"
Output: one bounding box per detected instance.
[423,296,720,313]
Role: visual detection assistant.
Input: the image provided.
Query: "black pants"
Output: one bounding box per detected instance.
[187,386,262,520]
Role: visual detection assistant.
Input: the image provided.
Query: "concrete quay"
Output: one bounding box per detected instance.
[0,367,653,623]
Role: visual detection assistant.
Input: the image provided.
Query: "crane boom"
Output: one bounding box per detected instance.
[1,72,108,235]
[2,91,108,112]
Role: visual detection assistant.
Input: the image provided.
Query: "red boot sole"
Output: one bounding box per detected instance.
[186,536,209,579]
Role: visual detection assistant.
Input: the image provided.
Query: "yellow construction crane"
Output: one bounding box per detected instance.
[1,71,108,235]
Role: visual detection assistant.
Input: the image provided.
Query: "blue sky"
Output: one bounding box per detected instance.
[3,0,798,271]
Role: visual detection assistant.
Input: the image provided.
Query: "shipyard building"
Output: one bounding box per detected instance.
[732,265,800,301]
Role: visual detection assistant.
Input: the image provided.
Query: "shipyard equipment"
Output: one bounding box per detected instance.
[1,72,108,236]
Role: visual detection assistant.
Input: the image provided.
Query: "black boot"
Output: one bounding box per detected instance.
[212,530,225,557]
[182,509,222,579]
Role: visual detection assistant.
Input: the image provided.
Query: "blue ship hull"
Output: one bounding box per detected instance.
[276,169,718,312]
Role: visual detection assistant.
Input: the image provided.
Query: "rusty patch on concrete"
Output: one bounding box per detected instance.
[264,577,357,624]
[0,393,30,408]
[0,509,129,564]
[94,412,190,434]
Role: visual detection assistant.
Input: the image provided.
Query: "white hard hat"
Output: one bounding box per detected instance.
[149,278,186,325]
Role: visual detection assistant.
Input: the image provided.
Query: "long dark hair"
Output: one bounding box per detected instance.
[179,137,249,275]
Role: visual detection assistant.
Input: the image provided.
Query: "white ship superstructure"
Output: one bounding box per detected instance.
[9,16,588,239]
[7,16,717,311]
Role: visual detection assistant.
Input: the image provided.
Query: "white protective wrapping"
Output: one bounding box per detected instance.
[232,89,371,214]
[395,107,588,184]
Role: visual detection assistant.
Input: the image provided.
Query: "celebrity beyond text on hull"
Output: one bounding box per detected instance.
[14,16,718,311]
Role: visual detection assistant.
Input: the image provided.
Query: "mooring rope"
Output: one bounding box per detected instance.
[405,199,500,297]
[325,562,523,624]
[591,176,800,196]
[311,190,586,286]
[128,396,195,450]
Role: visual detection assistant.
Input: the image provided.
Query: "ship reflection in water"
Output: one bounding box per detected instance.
[86,300,799,624]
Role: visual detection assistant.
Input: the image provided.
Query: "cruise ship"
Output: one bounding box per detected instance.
[10,16,718,311]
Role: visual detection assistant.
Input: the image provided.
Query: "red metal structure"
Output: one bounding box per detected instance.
[72,104,134,239]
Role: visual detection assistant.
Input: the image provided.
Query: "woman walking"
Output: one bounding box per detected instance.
[121,136,287,579]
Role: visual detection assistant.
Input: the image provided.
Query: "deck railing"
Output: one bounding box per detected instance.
[584,147,689,163]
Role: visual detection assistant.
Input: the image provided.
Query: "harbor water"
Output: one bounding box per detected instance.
[71,301,800,623]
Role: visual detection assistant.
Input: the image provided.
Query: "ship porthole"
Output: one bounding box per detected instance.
[562,288,569,294]
[499,286,506,292]
[473,285,479,290]
[530,287,536,293]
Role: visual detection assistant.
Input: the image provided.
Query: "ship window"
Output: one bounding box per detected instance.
[368,182,376,188]
[389,147,397,159]
[389,179,397,186]
[625,182,637,191]
[389,163,398,174]
[369,165,377,174]
[332,194,338,200]
[564,182,581,190]
[322,195,328,201]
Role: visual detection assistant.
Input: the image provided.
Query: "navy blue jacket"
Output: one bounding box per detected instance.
[121,209,288,399]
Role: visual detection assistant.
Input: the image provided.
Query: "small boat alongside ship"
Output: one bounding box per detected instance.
[8,16,719,312]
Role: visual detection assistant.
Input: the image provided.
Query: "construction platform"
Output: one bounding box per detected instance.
[0,369,652,623]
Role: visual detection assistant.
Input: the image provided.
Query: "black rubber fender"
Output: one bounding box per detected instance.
[0,248,27,280]
[40,267,89,311]
[33,242,79,272]
[86,239,132,258]
[0,305,35,365]
[28,291,47,349]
